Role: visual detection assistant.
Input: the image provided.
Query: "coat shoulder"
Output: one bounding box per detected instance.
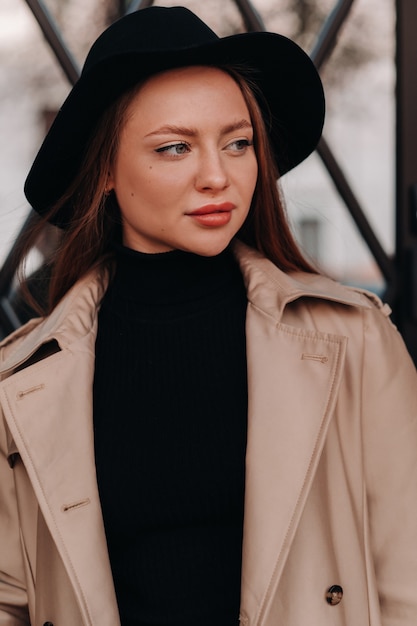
[0,266,108,375]
[233,241,392,324]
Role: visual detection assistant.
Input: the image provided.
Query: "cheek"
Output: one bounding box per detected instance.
[243,157,258,195]
[132,164,188,193]
[117,167,156,202]
[119,169,186,216]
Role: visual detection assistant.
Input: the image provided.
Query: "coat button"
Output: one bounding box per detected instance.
[326,584,343,605]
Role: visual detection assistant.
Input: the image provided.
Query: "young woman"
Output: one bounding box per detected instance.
[0,6,416,626]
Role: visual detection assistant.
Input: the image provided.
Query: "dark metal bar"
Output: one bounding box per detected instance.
[395,0,417,360]
[24,0,80,85]
[125,0,154,14]
[0,298,23,339]
[310,0,356,70]
[0,212,39,297]
[233,0,266,32]
[0,1,81,335]
[308,0,398,299]
[317,136,396,287]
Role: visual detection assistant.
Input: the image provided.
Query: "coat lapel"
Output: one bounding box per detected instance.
[0,273,119,626]
[240,300,347,625]
[0,348,120,626]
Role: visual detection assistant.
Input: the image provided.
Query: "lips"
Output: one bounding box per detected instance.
[187,202,235,227]
[188,202,235,216]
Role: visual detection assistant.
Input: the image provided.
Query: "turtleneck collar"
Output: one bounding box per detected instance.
[107,243,244,307]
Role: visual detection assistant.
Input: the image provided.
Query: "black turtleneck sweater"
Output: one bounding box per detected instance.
[93,245,248,626]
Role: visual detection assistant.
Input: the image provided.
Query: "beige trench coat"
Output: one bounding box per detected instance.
[0,242,416,626]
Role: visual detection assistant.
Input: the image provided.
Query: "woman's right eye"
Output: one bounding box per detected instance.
[155,142,191,156]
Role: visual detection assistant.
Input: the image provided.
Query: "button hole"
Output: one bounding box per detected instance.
[301,353,328,364]
[62,498,91,513]
[17,384,45,399]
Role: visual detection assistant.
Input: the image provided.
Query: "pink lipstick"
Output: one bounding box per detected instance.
[187,202,235,227]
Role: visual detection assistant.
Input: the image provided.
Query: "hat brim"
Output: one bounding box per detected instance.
[24,30,324,227]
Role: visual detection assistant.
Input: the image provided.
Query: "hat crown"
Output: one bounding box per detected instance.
[83,6,219,74]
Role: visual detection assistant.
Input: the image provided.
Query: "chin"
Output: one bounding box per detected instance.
[185,240,234,257]
[180,231,238,257]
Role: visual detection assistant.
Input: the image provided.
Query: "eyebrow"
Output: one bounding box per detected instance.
[145,119,252,138]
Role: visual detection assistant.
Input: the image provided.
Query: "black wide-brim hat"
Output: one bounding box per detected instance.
[24,5,325,228]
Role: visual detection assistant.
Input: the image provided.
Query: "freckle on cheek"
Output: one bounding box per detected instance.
[130,192,134,197]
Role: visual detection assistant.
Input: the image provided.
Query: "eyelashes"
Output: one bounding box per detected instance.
[155,138,254,158]
[228,139,253,152]
[155,142,191,156]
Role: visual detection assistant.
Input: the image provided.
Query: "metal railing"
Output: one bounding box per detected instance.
[1,0,414,360]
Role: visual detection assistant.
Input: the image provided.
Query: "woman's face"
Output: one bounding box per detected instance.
[108,66,258,255]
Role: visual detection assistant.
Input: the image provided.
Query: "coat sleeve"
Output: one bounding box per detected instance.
[361,307,417,624]
[0,410,30,626]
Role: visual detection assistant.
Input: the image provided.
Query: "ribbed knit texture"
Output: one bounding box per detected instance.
[93,245,248,626]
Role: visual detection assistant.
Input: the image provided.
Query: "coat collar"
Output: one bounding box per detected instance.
[0,241,373,376]
[233,240,375,318]
[0,243,371,625]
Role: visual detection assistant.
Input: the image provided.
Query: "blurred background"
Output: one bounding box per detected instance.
[1,0,417,362]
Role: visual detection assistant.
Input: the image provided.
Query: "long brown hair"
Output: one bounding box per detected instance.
[226,66,316,274]
[15,64,316,316]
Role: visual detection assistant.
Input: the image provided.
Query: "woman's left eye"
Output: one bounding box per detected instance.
[227,139,253,152]
[155,142,190,156]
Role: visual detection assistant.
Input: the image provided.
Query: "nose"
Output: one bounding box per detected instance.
[195,149,229,192]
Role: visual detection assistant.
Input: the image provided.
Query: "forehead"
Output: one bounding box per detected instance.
[123,65,250,123]
[140,65,240,93]
[140,65,236,88]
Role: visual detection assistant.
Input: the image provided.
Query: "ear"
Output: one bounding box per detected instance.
[105,170,115,194]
